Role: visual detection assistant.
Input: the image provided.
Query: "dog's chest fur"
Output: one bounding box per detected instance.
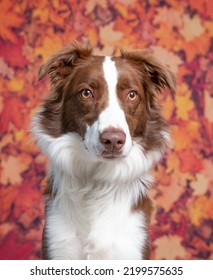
[33,43,175,259]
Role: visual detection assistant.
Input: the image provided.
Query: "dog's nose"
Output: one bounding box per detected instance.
[100,129,126,151]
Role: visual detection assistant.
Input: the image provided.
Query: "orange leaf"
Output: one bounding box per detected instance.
[188,0,213,18]
[172,121,201,151]
[181,33,211,62]
[0,1,24,43]
[189,196,213,226]
[154,24,179,50]
[178,149,203,174]
[1,96,29,131]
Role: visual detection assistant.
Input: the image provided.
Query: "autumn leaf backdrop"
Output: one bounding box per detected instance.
[0,0,212,260]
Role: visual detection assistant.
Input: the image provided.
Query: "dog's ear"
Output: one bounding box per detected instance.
[120,49,176,94]
[38,41,93,85]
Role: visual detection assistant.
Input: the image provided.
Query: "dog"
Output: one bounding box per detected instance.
[32,42,175,260]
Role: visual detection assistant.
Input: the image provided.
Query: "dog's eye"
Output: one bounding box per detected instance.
[128,91,137,101]
[80,89,93,99]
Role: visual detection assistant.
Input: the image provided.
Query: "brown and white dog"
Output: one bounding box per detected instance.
[32,42,175,260]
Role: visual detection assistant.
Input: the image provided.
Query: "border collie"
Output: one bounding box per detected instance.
[32,42,175,259]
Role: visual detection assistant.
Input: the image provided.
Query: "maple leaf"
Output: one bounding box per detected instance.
[191,174,209,195]
[32,3,49,23]
[166,151,180,174]
[0,1,24,43]
[172,121,201,151]
[181,33,211,62]
[34,33,63,61]
[85,0,107,14]
[188,196,213,226]
[188,0,213,18]
[0,96,29,131]
[8,74,25,92]
[180,14,205,42]
[1,154,32,185]
[151,46,182,74]
[154,6,183,29]
[154,235,186,259]
[161,94,175,120]
[156,174,185,212]
[175,90,194,121]
[100,23,123,46]
[0,37,28,67]
[178,149,203,174]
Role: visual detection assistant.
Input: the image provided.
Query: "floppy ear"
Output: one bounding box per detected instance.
[120,49,176,94]
[38,41,93,87]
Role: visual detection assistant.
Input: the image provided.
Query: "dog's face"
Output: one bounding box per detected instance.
[38,43,175,161]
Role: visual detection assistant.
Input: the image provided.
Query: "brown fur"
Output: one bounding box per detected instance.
[132,195,153,259]
[38,42,175,260]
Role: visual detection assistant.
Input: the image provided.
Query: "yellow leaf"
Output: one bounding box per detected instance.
[180,14,205,42]
[35,35,63,61]
[154,235,186,259]
[1,154,32,185]
[100,23,123,46]
[188,196,213,226]
[166,151,180,174]
[191,174,209,195]
[162,94,175,120]
[87,29,99,46]
[94,46,114,56]
[86,0,107,14]
[8,76,25,92]
[114,2,128,18]
[176,91,194,120]
[156,174,185,212]
[151,46,182,74]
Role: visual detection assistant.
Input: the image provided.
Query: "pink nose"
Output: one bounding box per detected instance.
[99,129,126,152]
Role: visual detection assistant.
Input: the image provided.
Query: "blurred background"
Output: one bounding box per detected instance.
[0,0,212,260]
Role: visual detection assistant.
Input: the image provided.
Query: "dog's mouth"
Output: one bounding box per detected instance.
[101,151,125,159]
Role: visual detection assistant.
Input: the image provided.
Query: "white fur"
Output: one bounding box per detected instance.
[33,120,160,259]
[32,56,165,260]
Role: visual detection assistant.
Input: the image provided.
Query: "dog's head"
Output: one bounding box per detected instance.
[36,42,175,161]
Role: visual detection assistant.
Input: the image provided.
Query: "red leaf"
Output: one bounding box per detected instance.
[0,37,28,67]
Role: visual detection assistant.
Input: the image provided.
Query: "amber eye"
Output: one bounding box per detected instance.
[128,91,137,101]
[80,89,93,99]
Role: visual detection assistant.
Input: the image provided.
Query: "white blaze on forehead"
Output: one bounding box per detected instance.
[99,57,130,133]
[102,57,118,107]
